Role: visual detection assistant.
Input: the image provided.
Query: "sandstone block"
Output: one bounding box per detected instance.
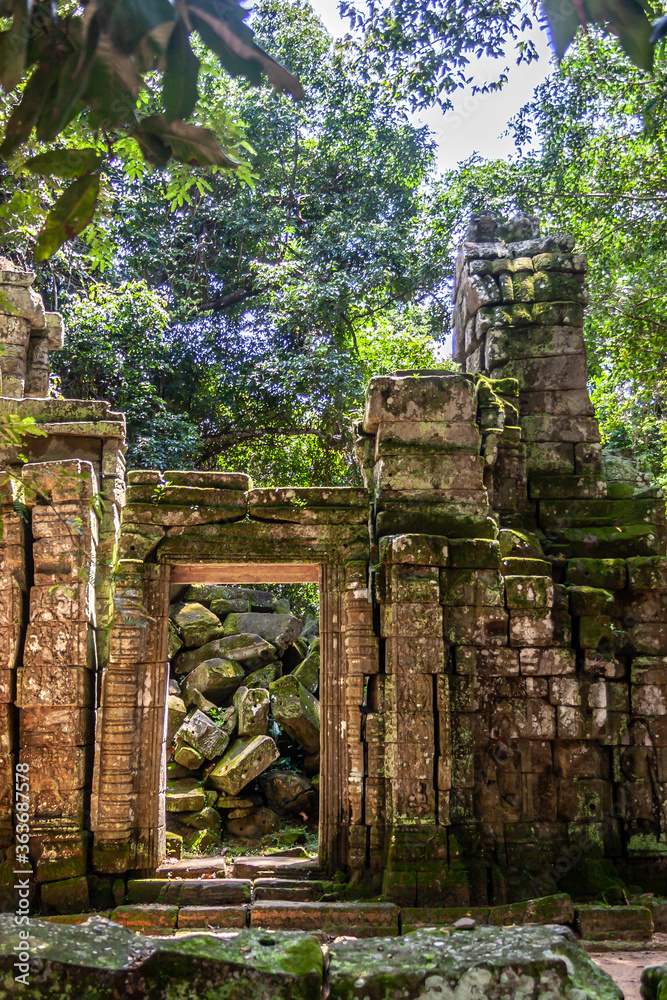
[374,453,484,492]
[165,778,206,812]
[174,634,277,675]
[568,586,615,616]
[447,538,501,569]
[176,709,231,760]
[565,558,627,590]
[167,695,187,742]
[505,575,553,608]
[379,533,449,566]
[234,685,270,737]
[628,623,667,656]
[510,610,570,648]
[270,675,320,754]
[385,637,445,674]
[292,647,319,693]
[171,602,224,648]
[440,568,503,606]
[222,612,301,651]
[446,605,508,647]
[627,556,667,590]
[206,735,279,795]
[576,904,652,942]
[244,663,282,688]
[521,413,600,443]
[227,806,281,838]
[363,374,477,432]
[173,742,204,769]
[381,602,443,638]
[180,657,245,704]
[259,770,317,816]
[529,474,607,500]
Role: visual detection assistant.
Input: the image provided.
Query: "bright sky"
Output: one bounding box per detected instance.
[309,0,555,172]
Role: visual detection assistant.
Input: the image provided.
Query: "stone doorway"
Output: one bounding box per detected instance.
[164,563,322,868]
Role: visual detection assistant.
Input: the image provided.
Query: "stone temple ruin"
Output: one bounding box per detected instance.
[1,213,667,937]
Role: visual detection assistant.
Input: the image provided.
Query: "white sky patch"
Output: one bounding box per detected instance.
[308,0,554,171]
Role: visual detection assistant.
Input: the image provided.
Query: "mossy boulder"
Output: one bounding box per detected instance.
[270,676,320,754]
[328,925,623,1000]
[171,602,224,648]
[245,663,282,689]
[292,647,319,694]
[234,685,270,737]
[180,657,245,704]
[175,709,232,760]
[206,735,279,796]
[223,613,301,652]
[165,778,206,812]
[0,915,324,999]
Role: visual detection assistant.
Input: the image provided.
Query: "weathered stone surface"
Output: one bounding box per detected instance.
[165,778,206,812]
[175,709,231,760]
[270,675,320,754]
[227,806,281,838]
[293,647,320,693]
[223,612,302,651]
[251,900,400,938]
[328,925,622,999]
[180,657,245,704]
[234,685,270,737]
[173,742,204,769]
[245,663,283,688]
[174,634,277,675]
[167,694,187,742]
[207,735,279,795]
[259,770,317,816]
[171,602,224,648]
[177,906,248,928]
[576,904,653,941]
[0,915,324,998]
[565,558,627,590]
[127,877,250,905]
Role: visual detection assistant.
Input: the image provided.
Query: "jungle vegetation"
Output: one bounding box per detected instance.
[0,0,665,488]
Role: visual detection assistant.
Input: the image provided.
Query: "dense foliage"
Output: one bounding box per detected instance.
[36,0,451,484]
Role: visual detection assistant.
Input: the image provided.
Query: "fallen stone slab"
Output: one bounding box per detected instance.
[156,857,228,877]
[223,612,302,651]
[270,675,320,754]
[488,892,574,926]
[171,602,224,647]
[235,684,270,737]
[126,878,252,905]
[227,805,281,838]
[165,778,206,812]
[181,658,245,704]
[292,647,319,693]
[206,734,279,795]
[259,769,317,816]
[328,925,623,999]
[250,900,400,938]
[401,905,491,934]
[175,708,232,759]
[173,634,277,676]
[0,915,324,998]
[576,904,653,942]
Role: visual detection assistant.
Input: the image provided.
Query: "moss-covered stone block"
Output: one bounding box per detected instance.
[379,533,449,567]
[628,556,667,591]
[505,575,553,608]
[575,904,653,942]
[448,538,501,569]
[207,735,279,796]
[565,558,627,590]
[328,925,622,1000]
[40,876,90,916]
[110,903,178,934]
[568,585,615,616]
[269,675,320,754]
[501,556,552,576]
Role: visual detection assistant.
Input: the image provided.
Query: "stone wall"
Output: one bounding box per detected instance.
[2,219,667,912]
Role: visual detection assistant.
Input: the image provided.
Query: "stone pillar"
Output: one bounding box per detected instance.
[91,560,169,874]
[17,460,98,885]
[0,260,63,399]
[0,474,23,903]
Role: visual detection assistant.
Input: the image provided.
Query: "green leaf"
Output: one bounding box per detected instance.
[83,33,142,127]
[187,0,304,97]
[0,0,31,92]
[0,59,57,157]
[540,0,583,59]
[34,172,101,261]
[24,148,103,179]
[163,19,200,121]
[109,0,176,53]
[134,114,239,167]
[35,42,95,143]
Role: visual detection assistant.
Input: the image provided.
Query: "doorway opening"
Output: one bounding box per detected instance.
[163,563,322,874]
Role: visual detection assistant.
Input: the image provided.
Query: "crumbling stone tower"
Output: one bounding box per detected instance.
[1,217,667,912]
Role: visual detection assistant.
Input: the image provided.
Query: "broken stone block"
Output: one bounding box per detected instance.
[259,770,317,816]
[565,557,627,590]
[176,709,231,760]
[167,620,183,659]
[180,657,244,704]
[281,637,309,671]
[222,612,301,652]
[186,686,218,713]
[173,742,204,770]
[171,602,224,648]
[175,806,222,832]
[292,647,319,693]
[217,793,263,809]
[244,663,283,689]
[167,694,187,743]
[207,735,279,796]
[167,761,191,781]
[165,778,206,812]
[270,675,320,754]
[227,806,281,839]
[568,585,615,616]
[184,828,222,853]
[234,685,270,737]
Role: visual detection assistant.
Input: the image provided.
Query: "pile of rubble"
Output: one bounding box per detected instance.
[165,585,320,854]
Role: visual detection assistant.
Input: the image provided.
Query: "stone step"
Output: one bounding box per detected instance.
[127,878,251,906]
[253,878,335,902]
[156,857,229,878]
[249,900,400,938]
[231,855,323,880]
